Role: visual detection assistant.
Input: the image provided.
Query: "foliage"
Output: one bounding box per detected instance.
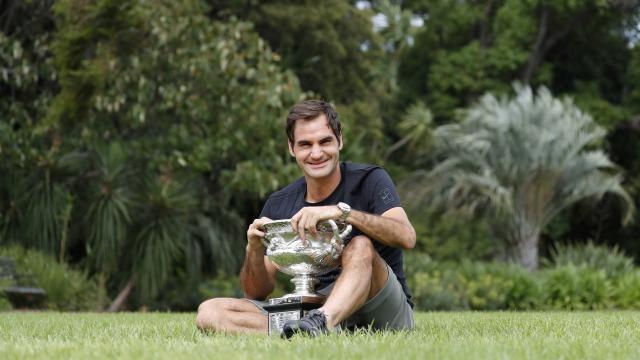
[0,245,106,311]
[408,84,633,269]
[542,241,635,277]
[610,270,640,309]
[0,0,305,306]
[383,100,434,165]
[397,0,640,263]
[2,0,640,310]
[406,254,541,311]
[403,208,494,261]
[208,0,392,166]
[209,0,381,105]
[406,252,640,311]
[540,264,612,310]
[197,272,245,300]
[400,0,640,124]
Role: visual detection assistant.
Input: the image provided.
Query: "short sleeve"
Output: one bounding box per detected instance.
[259,196,276,219]
[368,169,401,215]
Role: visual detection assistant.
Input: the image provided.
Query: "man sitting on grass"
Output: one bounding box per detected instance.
[196,100,416,337]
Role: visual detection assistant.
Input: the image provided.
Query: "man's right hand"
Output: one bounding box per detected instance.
[246,217,272,251]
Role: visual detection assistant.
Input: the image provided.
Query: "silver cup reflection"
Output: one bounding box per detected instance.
[261,219,352,298]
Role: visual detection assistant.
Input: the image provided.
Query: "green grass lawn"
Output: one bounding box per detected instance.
[1,311,639,359]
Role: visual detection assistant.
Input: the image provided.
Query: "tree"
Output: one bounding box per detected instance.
[410,84,634,270]
[399,0,640,124]
[207,0,393,165]
[0,0,305,309]
[208,0,381,105]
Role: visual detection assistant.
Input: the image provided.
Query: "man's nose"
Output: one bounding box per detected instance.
[310,144,323,158]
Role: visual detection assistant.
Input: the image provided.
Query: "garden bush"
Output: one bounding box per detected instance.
[197,273,245,300]
[540,264,612,310]
[0,278,12,311]
[543,241,635,277]
[458,261,541,310]
[405,250,640,311]
[406,254,540,311]
[196,271,289,303]
[610,270,640,309]
[0,246,106,311]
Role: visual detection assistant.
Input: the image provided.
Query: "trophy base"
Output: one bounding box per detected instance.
[263,295,325,335]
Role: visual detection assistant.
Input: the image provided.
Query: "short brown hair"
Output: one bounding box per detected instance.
[286,100,341,145]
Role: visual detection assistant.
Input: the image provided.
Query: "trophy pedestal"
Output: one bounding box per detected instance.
[263,295,325,335]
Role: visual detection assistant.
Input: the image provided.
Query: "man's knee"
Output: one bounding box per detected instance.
[343,235,375,264]
[196,298,229,331]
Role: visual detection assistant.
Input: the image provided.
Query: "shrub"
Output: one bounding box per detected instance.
[406,255,541,311]
[458,261,540,310]
[409,269,467,310]
[404,251,640,311]
[198,273,244,300]
[0,280,12,311]
[610,270,640,309]
[543,241,635,278]
[0,246,106,311]
[539,264,613,310]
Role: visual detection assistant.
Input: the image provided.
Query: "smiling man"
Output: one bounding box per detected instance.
[196,100,416,337]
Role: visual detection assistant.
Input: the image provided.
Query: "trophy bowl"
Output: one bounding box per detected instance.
[261,219,352,297]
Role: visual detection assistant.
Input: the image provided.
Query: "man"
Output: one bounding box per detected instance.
[196,100,416,337]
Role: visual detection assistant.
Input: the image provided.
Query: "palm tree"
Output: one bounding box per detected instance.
[411,84,634,270]
[85,143,245,311]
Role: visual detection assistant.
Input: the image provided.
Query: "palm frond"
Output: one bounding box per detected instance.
[85,143,136,273]
[22,178,68,254]
[411,83,634,256]
[132,174,197,301]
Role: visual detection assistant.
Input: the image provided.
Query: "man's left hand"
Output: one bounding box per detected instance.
[290,206,342,242]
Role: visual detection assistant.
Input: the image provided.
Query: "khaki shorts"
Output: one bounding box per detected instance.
[246,264,414,331]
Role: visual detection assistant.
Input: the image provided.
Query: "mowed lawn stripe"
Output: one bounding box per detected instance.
[1,312,639,359]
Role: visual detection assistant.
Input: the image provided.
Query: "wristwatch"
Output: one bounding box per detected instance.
[337,202,351,222]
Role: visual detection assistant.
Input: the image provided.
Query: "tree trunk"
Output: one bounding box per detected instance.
[521,6,549,84]
[522,6,582,84]
[479,0,495,49]
[507,234,540,271]
[96,273,107,312]
[108,277,134,312]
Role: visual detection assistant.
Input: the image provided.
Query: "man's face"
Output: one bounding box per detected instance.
[288,114,343,180]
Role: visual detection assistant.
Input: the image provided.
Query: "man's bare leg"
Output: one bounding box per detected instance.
[318,235,389,329]
[196,297,268,334]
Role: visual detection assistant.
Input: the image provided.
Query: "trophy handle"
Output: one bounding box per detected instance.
[325,219,352,245]
[325,219,351,259]
[339,224,352,243]
[261,234,281,250]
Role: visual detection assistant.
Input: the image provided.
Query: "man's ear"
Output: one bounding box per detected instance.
[288,141,295,157]
[339,135,344,150]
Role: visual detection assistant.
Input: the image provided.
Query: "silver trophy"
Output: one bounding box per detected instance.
[261,219,351,335]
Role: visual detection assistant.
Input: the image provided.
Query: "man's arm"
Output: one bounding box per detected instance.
[346,207,416,249]
[290,206,416,249]
[240,217,278,300]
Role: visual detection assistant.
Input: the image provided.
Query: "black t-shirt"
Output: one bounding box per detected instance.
[259,162,413,307]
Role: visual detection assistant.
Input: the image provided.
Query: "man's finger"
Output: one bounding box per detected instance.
[256,217,272,229]
[298,214,307,242]
[251,229,265,238]
[308,216,318,236]
[291,212,301,232]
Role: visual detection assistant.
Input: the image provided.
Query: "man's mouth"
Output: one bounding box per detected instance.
[307,160,328,169]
